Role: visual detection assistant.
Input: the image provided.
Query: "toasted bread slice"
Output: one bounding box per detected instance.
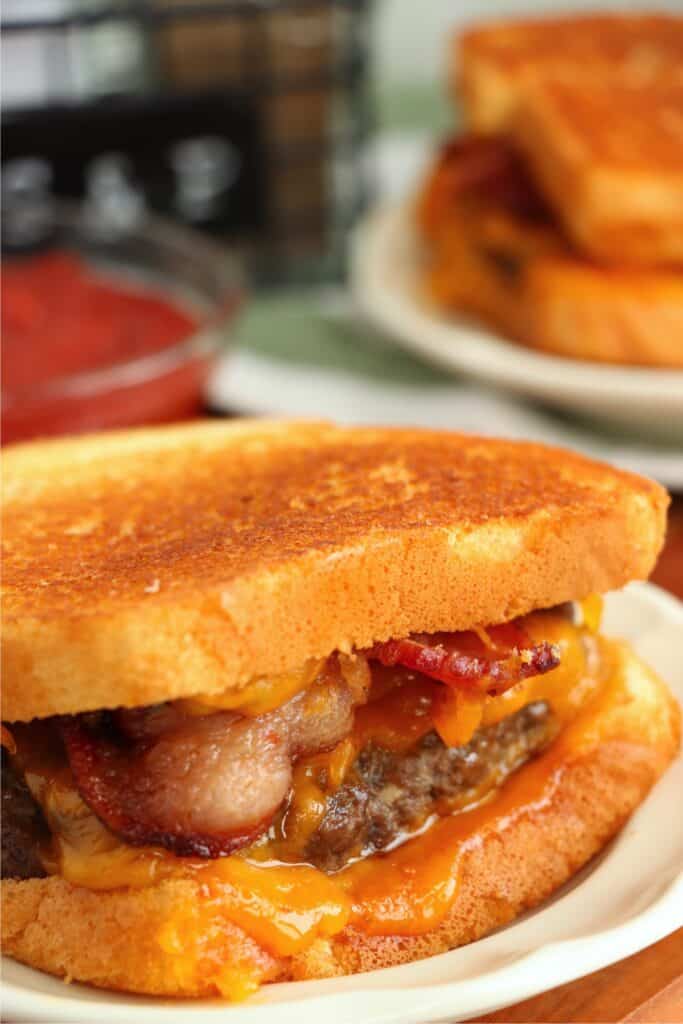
[2,420,667,721]
[3,641,679,995]
[513,72,683,266]
[457,13,683,132]
[417,136,683,367]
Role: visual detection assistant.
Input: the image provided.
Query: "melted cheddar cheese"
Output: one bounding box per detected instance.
[178,658,327,717]
[16,601,630,999]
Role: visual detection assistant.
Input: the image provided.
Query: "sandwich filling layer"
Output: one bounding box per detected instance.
[3,598,612,991]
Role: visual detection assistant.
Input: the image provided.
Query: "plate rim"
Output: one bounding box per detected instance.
[351,203,683,408]
[207,348,683,490]
[3,582,682,1023]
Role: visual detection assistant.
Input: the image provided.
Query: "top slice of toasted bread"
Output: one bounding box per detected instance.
[2,421,667,721]
[512,71,683,267]
[457,13,683,132]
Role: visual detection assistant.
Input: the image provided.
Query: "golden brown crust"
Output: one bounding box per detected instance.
[1,877,283,997]
[2,422,668,721]
[2,643,679,996]
[513,72,683,267]
[457,14,683,133]
[525,260,683,367]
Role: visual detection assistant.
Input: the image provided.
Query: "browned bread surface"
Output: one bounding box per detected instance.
[513,72,683,266]
[2,642,679,996]
[417,136,683,367]
[2,421,668,721]
[526,258,683,365]
[457,14,683,132]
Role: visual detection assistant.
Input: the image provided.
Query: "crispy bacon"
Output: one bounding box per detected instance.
[418,135,550,241]
[368,623,560,697]
[1,724,17,754]
[113,703,188,743]
[60,713,274,858]
[61,677,355,858]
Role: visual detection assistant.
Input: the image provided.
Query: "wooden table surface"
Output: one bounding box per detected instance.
[474,499,683,1023]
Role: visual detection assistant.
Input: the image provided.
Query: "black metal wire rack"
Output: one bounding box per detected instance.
[2,0,374,284]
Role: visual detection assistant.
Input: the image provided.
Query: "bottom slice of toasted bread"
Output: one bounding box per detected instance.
[2,641,679,998]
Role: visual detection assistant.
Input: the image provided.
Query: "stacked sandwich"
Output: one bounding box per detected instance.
[417,13,683,367]
[1,421,680,999]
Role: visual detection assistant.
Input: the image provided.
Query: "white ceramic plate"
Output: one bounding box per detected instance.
[4,582,682,1024]
[351,204,683,441]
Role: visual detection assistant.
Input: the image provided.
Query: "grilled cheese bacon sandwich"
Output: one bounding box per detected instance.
[417,135,683,367]
[1,421,679,999]
[421,12,683,363]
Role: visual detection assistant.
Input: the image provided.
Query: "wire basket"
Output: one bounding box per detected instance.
[1,0,374,284]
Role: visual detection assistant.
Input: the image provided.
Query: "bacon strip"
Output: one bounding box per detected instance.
[368,623,560,697]
[1,724,17,754]
[60,714,277,858]
[61,677,355,858]
[418,135,550,241]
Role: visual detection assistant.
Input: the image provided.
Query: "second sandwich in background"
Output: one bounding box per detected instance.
[417,12,683,368]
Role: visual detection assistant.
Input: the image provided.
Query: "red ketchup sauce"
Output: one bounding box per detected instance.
[2,251,217,444]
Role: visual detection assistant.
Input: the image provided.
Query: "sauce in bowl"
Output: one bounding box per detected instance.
[3,252,198,393]
[2,231,240,445]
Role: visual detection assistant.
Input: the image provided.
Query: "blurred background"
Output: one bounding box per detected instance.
[2,0,682,592]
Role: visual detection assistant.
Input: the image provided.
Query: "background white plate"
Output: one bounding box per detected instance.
[4,582,682,1024]
[351,204,683,442]
[209,347,683,490]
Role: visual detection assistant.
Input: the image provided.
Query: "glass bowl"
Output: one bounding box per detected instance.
[2,203,243,445]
